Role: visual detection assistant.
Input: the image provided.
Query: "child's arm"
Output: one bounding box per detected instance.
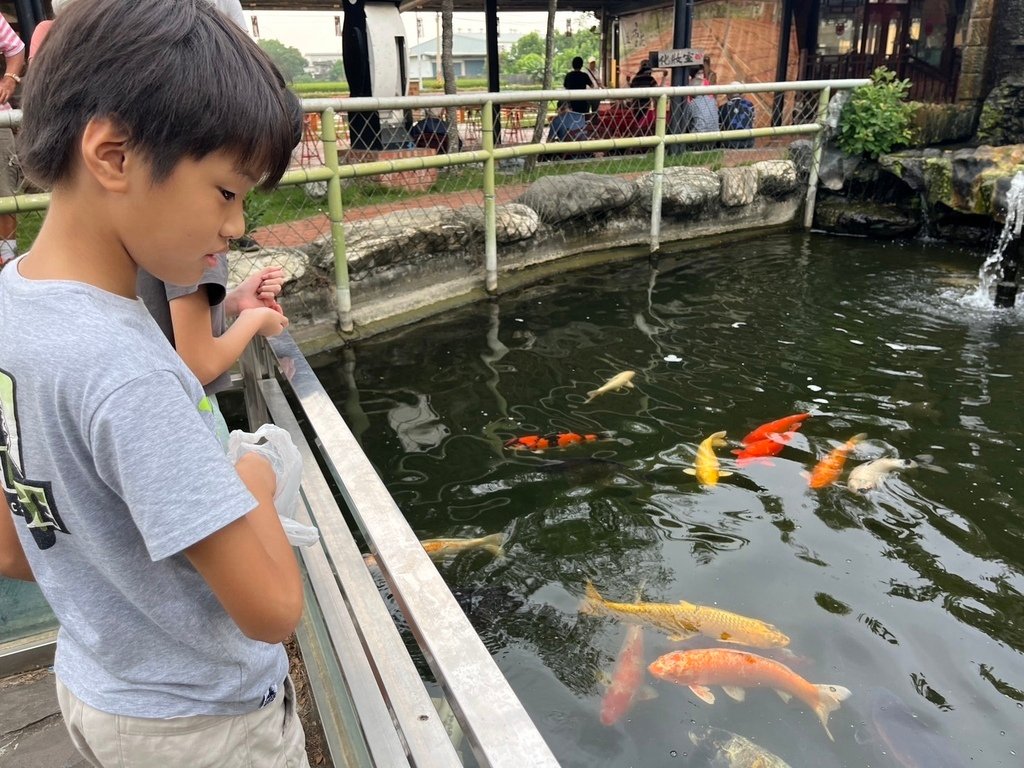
[0,495,34,581]
[184,452,303,644]
[170,292,288,386]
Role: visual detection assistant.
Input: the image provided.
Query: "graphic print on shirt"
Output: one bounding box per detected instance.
[0,368,68,550]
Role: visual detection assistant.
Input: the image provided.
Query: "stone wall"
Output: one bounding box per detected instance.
[245,162,805,342]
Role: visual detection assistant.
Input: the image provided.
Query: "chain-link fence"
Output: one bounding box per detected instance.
[0,79,866,329]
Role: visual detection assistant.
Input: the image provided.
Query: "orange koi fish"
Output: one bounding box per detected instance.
[731,431,798,466]
[648,648,851,741]
[504,432,600,452]
[599,623,657,726]
[807,433,867,488]
[742,413,810,445]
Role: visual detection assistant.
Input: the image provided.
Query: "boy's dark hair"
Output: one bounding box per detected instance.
[572,56,584,70]
[19,0,299,191]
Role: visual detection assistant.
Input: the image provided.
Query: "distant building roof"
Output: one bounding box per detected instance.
[408,32,521,56]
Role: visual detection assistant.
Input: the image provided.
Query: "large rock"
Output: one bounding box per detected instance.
[753,160,799,197]
[515,172,637,224]
[977,77,1024,146]
[815,197,919,238]
[448,202,540,244]
[312,206,478,273]
[719,166,758,207]
[635,166,720,215]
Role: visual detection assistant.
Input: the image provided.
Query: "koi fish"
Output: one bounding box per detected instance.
[504,432,600,452]
[742,413,810,445]
[807,433,867,488]
[862,688,968,768]
[582,582,790,648]
[847,457,918,493]
[364,532,506,568]
[688,725,793,768]
[648,648,851,741]
[731,431,798,466]
[684,430,733,485]
[585,370,636,403]
[599,622,657,725]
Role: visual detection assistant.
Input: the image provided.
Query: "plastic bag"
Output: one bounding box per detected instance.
[226,424,319,547]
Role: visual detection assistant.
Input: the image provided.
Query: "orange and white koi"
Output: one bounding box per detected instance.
[364,532,506,568]
[582,582,789,648]
[807,433,867,488]
[731,431,798,466]
[684,430,732,485]
[648,648,851,741]
[504,432,600,452]
[742,413,810,445]
[584,370,636,403]
[599,623,657,725]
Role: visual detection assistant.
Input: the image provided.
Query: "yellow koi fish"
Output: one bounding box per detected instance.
[364,532,506,568]
[585,370,636,403]
[582,582,790,648]
[684,430,733,485]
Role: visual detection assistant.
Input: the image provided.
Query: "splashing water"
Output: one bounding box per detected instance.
[964,172,1024,308]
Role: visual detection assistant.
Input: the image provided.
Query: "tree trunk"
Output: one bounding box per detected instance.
[441,0,461,153]
[524,0,558,173]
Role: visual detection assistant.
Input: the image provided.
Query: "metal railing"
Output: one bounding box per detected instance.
[241,332,560,767]
[0,79,868,341]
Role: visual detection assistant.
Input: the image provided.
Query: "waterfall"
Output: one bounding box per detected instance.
[965,171,1024,307]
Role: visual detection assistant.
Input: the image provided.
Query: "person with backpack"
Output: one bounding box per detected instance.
[719,84,755,148]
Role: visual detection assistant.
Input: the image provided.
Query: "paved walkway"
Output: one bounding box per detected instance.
[0,668,88,768]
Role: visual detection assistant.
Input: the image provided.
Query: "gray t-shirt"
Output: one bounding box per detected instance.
[137,256,232,396]
[0,261,286,718]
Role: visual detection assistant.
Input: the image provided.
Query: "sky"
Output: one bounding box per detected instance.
[248,9,593,57]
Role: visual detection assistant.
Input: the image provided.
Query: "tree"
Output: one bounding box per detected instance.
[258,39,308,83]
[327,59,347,83]
[441,0,461,153]
[524,0,558,173]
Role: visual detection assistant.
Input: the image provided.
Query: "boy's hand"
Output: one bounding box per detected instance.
[226,266,286,316]
[235,451,277,499]
[241,306,289,337]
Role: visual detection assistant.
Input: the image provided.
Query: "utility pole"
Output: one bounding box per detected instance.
[435,12,442,83]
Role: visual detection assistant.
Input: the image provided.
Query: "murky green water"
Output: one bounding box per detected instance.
[313,232,1023,767]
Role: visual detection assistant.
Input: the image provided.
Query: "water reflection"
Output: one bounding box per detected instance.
[322,233,1024,766]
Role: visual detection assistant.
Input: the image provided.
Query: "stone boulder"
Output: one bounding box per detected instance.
[753,160,799,197]
[977,77,1024,146]
[310,206,477,274]
[516,172,637,224]
[814,198,920,238]
[448,202,540,244]
[635,167,720,215]
[718,166,758,207]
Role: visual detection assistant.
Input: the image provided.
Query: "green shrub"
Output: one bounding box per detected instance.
[837,67,914,159]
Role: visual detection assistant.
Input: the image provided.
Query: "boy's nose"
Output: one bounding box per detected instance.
[222,204,245,240]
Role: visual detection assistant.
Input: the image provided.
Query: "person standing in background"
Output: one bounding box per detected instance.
[584,57,602,114]
[563,56,593,115]
[0,14,24,269]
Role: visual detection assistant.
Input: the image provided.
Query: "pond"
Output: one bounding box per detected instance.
[310,231,1023,767]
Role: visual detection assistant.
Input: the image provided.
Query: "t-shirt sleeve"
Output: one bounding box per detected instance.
[165,258,228,307]
[89,370,256,561]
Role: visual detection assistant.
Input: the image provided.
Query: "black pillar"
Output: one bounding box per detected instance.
[485,0,501,144]
[667,0,692,154]
[772,0,794,126]
[342,0,381,150]
[13,0,36,45]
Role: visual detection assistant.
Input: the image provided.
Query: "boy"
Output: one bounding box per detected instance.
[0,1,308,765]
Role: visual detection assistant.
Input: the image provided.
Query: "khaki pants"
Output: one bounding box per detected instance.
[56,675,310,768]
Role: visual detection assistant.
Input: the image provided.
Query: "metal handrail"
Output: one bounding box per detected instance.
[255,331,560,767]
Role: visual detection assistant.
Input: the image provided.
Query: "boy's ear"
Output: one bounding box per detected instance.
[79,117,133,193]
